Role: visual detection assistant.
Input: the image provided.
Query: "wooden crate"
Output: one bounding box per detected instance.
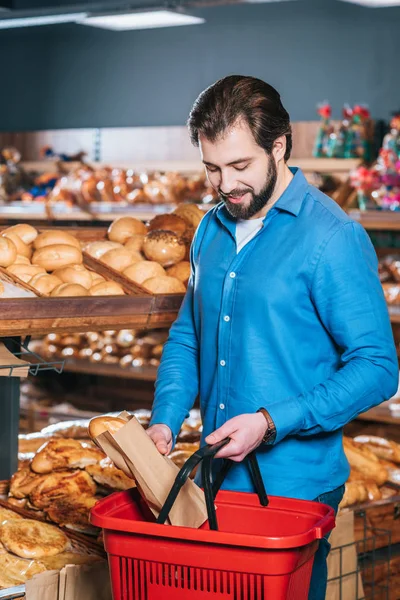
[0,226,185,335]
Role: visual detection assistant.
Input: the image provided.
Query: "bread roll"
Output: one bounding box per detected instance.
[51,283,88,297]
[7,264,45,283]
[32,245,83,271]
[88,416,126,439]
[100,248,142,272]
[84,241,122,259]
[174,203,204,229]
[166,261,190,284]
[13,255,31,265]
[2,231,32,259]
[143,275,186,294]
[143,230,186,267]
[0,281,4,296]
[123,261,166,285]
[2,224,38,244]
[30,273,63,295]
[34,230,80,250]
[89,281,125,296]
[148,214,187,236]
[124,235,145,253]
[0,237,17,267]
[108,217,147,243]
[91,272,106,283]
[53,264,92,289]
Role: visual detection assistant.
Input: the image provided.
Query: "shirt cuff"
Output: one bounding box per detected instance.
[150,404,190,440]
[266,396,304,444]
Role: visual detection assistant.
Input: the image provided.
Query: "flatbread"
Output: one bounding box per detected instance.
[37,552,103,571]
[0,507,23,525]
[0,553,46,588]
[0,518,69,558]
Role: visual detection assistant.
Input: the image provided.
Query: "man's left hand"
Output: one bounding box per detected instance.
[205,413,268,462]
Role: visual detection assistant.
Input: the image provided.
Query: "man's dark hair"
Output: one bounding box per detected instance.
[188,75,292,162]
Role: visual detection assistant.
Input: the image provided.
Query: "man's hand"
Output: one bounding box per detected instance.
[205,413,268,462]
[146,424,173,455]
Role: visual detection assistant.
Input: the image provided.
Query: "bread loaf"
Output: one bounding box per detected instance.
[353,435,400,464]
[166,261,190,284]
[124,235,145,253]
[143,230,186,267]
[13,255,31,265]
[32,245,83,271]
[88,416,126,439]
[343,437,388,485]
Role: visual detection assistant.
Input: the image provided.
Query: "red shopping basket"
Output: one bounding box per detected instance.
[91,438,335,600]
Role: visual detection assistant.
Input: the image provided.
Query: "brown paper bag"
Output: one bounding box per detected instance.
[25,570,59,600]
[62,562,112,600]
[326,511,364,600]
[95,412,208,528]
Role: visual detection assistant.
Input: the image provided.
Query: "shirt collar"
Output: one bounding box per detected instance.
[216,166,309,228]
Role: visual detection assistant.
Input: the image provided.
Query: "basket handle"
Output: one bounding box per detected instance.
[157,438,269,530]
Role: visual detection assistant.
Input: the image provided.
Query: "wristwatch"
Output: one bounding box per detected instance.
[257,407,277,445]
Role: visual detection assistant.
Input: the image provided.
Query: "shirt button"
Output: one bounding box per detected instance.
[219,403,225,410]
[223,316,230,322]
[229,272,236,278]
[220,360,226,367]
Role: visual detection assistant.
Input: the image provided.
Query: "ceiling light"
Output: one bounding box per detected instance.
[78,10,205,31]
[0,12,87,29]
[339,0,400,6]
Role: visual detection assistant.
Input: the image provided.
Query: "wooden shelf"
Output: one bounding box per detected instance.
[350,210,400,231]
[0,294,183,336]
[62,358,157,381]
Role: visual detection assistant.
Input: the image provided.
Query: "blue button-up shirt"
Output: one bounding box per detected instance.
[151,168,398,500]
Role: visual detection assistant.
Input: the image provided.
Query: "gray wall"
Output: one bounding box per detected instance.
[0,0,399,131]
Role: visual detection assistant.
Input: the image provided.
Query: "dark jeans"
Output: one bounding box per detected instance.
[308,485,345,600]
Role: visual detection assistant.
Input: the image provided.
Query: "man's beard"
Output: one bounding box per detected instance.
[220,158,277,220]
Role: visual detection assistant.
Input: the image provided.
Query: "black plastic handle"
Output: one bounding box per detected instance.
[157,438,269,530]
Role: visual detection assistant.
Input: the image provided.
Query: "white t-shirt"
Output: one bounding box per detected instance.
[235,217,264,253]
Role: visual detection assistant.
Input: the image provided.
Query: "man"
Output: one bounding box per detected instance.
[147,75,398,599]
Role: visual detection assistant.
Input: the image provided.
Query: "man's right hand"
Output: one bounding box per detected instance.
[146,423,173,455]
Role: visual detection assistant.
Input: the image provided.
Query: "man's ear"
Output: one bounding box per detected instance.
[272,135,287,163]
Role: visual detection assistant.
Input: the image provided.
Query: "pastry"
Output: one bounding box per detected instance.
[124,234,145,253]
[2,224,38,244]
[0,553,46,588]
[7,263,46,283]
[31,438,105,473]
[9,467,46,499]
[86,458,135,491]
[0,507,23,525]
[51,283,88,297]
[84,241,122,259]
[89,281,125,296]
[100,247,142,271]
[30,470,96,510]
[2,231,32,259]
[29,273,63,295]
[0,236,17,267]
[353,435,400,464]
[343,437,388,485]
[32,244,83,271]
[53,264,93,289]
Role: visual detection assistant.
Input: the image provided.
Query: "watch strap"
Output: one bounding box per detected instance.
[257,407,277,445]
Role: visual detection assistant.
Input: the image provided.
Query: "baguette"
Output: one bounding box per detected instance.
[353,435,400,464]
[343,437,388,485]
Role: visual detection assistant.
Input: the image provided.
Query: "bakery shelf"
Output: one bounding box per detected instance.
[1,336,64,376]
[0,585,25,599]
[389,306,400,324]
[62,358,157,381]
[350,210,400,231]
[0,294,183,336]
